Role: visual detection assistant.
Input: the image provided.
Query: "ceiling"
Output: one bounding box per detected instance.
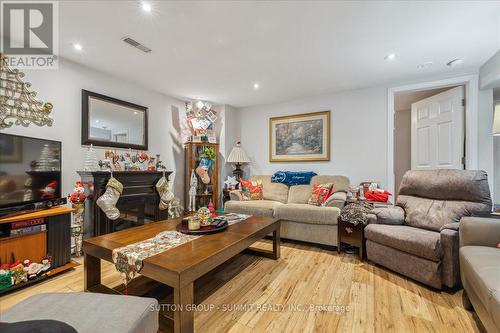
[50,1,500,106]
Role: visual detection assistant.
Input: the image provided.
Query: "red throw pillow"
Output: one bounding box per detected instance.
[308,183,333,206]
[240,179,263,200]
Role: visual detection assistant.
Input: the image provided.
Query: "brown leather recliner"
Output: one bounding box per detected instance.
[365,169,492,289]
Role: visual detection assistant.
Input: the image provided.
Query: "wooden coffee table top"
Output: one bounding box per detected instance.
[83,215,279,285]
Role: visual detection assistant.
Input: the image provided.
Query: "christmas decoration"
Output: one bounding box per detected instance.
[83,144,99,171]
[208,199,216,218]
[188,169,198,212]
[69,181,86,256]
[155,176,174,210]
[0,53,54,128]
[168,197,184,218]
[224,176,239,190]
[96,177,123,220]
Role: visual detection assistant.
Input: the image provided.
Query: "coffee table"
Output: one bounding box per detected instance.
[83,215,280,333]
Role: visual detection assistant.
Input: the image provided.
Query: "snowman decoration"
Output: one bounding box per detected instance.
[188,169,198,211]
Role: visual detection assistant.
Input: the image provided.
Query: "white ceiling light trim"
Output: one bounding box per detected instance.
[141,2,152,13]
[384,53,398,61]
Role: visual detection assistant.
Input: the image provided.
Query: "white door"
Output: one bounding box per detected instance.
[411,86,465,170]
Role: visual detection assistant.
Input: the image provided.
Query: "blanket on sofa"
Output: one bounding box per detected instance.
[339,202,373,226]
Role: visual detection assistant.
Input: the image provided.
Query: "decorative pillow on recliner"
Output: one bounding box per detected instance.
[271,171,317,186]
[240,179,263,200]
[308,183,333,206]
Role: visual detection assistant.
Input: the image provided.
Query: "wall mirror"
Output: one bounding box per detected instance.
[81,90,148,150]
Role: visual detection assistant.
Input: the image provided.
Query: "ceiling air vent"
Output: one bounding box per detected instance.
[122,37,152,53]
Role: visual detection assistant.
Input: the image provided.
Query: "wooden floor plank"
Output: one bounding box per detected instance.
[0,240,484,333]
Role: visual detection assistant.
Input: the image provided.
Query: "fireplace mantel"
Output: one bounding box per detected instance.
[77,171,172,237]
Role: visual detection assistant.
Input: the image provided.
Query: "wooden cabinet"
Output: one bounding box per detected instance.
[185,142,219,212]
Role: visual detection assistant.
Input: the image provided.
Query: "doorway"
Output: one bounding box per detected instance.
[393,86,463,193]
[387,75,479,196]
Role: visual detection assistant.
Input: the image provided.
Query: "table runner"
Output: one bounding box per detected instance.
[111,214,251,289]
[112,231,199,287]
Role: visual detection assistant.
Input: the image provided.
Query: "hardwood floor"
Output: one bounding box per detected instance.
[0,240,484,333]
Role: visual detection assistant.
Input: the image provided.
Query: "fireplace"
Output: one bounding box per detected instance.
[78,171,171,237]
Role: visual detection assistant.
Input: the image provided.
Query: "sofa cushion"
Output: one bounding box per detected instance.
[0,292,159,333]
[274,203,340,225]
[287,185,312,204]
[224,200,283,217]
[364,224,442,261]
[250,175,289,203]
[311,175,350,192]
[460,246,500,319]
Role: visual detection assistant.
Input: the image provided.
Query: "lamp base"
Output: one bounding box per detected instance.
[233,163,243,182]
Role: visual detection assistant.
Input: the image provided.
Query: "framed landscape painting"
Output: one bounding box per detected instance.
[269,111,330,162]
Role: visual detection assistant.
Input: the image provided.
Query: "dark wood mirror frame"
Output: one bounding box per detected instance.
[81,89,148,150]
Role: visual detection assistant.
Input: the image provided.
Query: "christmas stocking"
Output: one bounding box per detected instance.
[96,177,123,220]
[155,176,174,210]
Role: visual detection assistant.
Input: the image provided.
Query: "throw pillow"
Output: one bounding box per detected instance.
[240,179,263,200]
[308,183,333,206]
[271,171,317,186]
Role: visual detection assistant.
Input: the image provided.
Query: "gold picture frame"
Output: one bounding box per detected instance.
[269,111,330,162]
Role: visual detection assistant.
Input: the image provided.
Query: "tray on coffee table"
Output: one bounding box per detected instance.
[176,221,228,235]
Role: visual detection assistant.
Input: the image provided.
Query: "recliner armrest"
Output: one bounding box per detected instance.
[367,206,405,225]
[229,190,244,201]
[459,216,500,248]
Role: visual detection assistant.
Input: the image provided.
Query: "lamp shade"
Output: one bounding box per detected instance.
[494,104,500,136]
[227,142,250,163]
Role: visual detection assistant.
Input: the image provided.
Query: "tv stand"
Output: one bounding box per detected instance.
[0,206,77,294]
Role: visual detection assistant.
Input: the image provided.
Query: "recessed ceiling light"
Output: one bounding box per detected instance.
[253,83,260,89]
[446,58,463,67]
[384,53,398,61]
[417,62,433,69]
[95,119,99,123]
[133,111,138,115]
[73,43,83,51]
[141,2,152,12]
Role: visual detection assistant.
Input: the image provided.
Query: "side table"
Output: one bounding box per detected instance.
[337,217,365,260]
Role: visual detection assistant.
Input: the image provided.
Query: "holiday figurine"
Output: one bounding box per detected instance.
[188,169,198,211]
[208,199,216,218]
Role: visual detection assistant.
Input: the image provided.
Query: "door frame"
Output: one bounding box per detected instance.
[387,74,479,195]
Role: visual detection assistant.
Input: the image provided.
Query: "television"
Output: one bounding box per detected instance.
[0,133,64,218]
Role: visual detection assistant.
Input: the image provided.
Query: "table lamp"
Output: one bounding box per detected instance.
[227,141,250,181]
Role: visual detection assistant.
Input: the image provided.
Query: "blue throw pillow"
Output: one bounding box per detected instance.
[271,171,317,186]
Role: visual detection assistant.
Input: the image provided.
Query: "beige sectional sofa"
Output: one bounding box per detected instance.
[225,175,350,246]
[460,217,500,333]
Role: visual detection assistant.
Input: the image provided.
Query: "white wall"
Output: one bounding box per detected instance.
[237,86,388,188]
[480,50,500,89]
[2,58,187,202]
[394,108,411,194]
